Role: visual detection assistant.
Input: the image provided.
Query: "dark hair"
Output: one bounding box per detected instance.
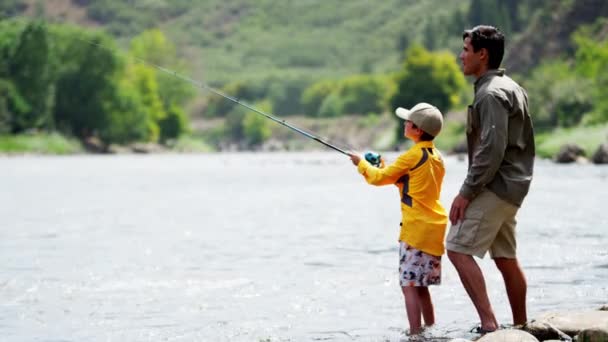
[410,122,436,141]
[463,25,504,69]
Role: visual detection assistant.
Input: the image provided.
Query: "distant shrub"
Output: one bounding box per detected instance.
[159,105,190,143]
[301,79,339,116]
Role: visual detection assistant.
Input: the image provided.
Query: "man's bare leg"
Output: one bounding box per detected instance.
[494,257,527,325]
[448,250,498,331]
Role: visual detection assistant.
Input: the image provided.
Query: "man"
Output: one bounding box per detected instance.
[446,25,535,333]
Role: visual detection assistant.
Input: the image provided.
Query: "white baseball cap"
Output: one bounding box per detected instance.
[395,102,443,137]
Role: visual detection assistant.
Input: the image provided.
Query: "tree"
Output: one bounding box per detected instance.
[10,21,53,132]
[573,24,608,125]
[128,29,194,141]
[391,45,465,112]
[52,32,122,140]
[390,45,466,140]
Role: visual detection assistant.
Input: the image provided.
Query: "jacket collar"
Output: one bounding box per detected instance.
[474,68,505,92]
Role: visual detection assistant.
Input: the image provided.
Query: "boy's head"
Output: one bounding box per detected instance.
[395,103,443,141]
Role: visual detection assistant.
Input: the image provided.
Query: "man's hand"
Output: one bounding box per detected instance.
[348,153,361,166]
[449,194,470,225]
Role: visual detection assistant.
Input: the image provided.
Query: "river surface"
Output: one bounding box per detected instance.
[1,153,607,341]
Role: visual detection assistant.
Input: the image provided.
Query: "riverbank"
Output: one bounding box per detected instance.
[2,116,607,161]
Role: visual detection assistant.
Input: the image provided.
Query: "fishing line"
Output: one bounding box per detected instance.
[76,37,353,156]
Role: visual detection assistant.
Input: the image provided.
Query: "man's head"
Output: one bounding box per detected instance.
[395,103,443,141]
[460,25,504,77]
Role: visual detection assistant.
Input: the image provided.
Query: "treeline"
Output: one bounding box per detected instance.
[522,20,608,130]
[1,0,607,152]
[0,19,193,148]
[201,43,467,147]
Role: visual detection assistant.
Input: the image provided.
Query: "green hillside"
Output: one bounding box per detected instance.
[17,0,471,83]
[2,0,608,156]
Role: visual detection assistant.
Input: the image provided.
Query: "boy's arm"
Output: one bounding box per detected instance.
[353,151,415,186]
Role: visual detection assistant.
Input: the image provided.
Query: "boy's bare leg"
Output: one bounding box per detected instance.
[447,250,498,331]
[494,257,527,325]
[402,287,422,335]
[417,287,435,326]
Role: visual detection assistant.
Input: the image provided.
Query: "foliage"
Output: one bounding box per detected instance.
[434,120,466,153]
[159,104,190,143]
[9,21,54,132]
[0,78,29,133]
[0,132,83,154]
[301,75,394,118]
[52,30,123,140]
[129,29,195,110]
[339,75,390,115]
[318,92,344,118]
[523,61,593,130]
[242,100,272,146]
[572,23,608,125]
[390,44,466,139]
[391,45,466,113]
[0,0,27,17]
[301,79,339,116]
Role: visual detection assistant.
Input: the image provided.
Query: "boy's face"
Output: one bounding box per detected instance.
[404,120,422,141]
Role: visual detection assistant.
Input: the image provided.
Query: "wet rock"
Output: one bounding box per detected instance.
[600,304,608,311]
[525,310,608,339]
[477,329,538,341]
[577,327,608,341]
[591,143,608,164]
[554,143,587,163]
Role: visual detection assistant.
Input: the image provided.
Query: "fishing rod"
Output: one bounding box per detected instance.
[77,37,383,166]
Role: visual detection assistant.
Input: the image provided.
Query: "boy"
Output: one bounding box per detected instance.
[348,103,448,336]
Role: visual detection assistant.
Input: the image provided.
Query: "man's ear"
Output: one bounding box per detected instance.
[479,47,489,63]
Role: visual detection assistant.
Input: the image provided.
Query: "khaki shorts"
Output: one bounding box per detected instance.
[446,190,519,259]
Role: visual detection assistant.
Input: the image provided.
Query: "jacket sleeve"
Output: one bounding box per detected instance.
[460,94,508,199]
[357,150,416,186]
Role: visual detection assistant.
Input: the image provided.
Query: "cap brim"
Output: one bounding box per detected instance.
[395,107,410,120]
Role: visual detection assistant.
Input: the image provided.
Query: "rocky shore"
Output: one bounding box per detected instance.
[553,143,608,164]
[448,305,608,342]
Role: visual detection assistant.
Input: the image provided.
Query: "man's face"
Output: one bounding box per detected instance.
[460,37,483,77]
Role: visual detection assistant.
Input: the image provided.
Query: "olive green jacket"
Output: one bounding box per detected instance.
[460,69,535,207]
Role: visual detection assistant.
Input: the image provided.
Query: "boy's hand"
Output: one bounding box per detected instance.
[348,153,361,166]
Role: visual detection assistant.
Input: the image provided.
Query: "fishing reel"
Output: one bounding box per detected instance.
[364,151,382,167]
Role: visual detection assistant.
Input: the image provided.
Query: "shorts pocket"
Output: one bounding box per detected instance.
[447,208,485,247]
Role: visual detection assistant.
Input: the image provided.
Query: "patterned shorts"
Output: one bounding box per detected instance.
[399,242,442,287]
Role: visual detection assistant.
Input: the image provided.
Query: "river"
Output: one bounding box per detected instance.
[1,153,607,341]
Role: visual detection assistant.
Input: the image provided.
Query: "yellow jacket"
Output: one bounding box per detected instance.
[357,141,447,256]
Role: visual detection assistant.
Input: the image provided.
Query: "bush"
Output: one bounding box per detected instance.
[391,44,466,114]
[339,75,388,115]
[301,79,339,116]
[159,105,190,143]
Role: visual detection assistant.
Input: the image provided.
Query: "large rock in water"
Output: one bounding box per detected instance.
[592,143,608,164]
[554,143,587,163]
[525,310,608,340]
[476,329,538,341]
